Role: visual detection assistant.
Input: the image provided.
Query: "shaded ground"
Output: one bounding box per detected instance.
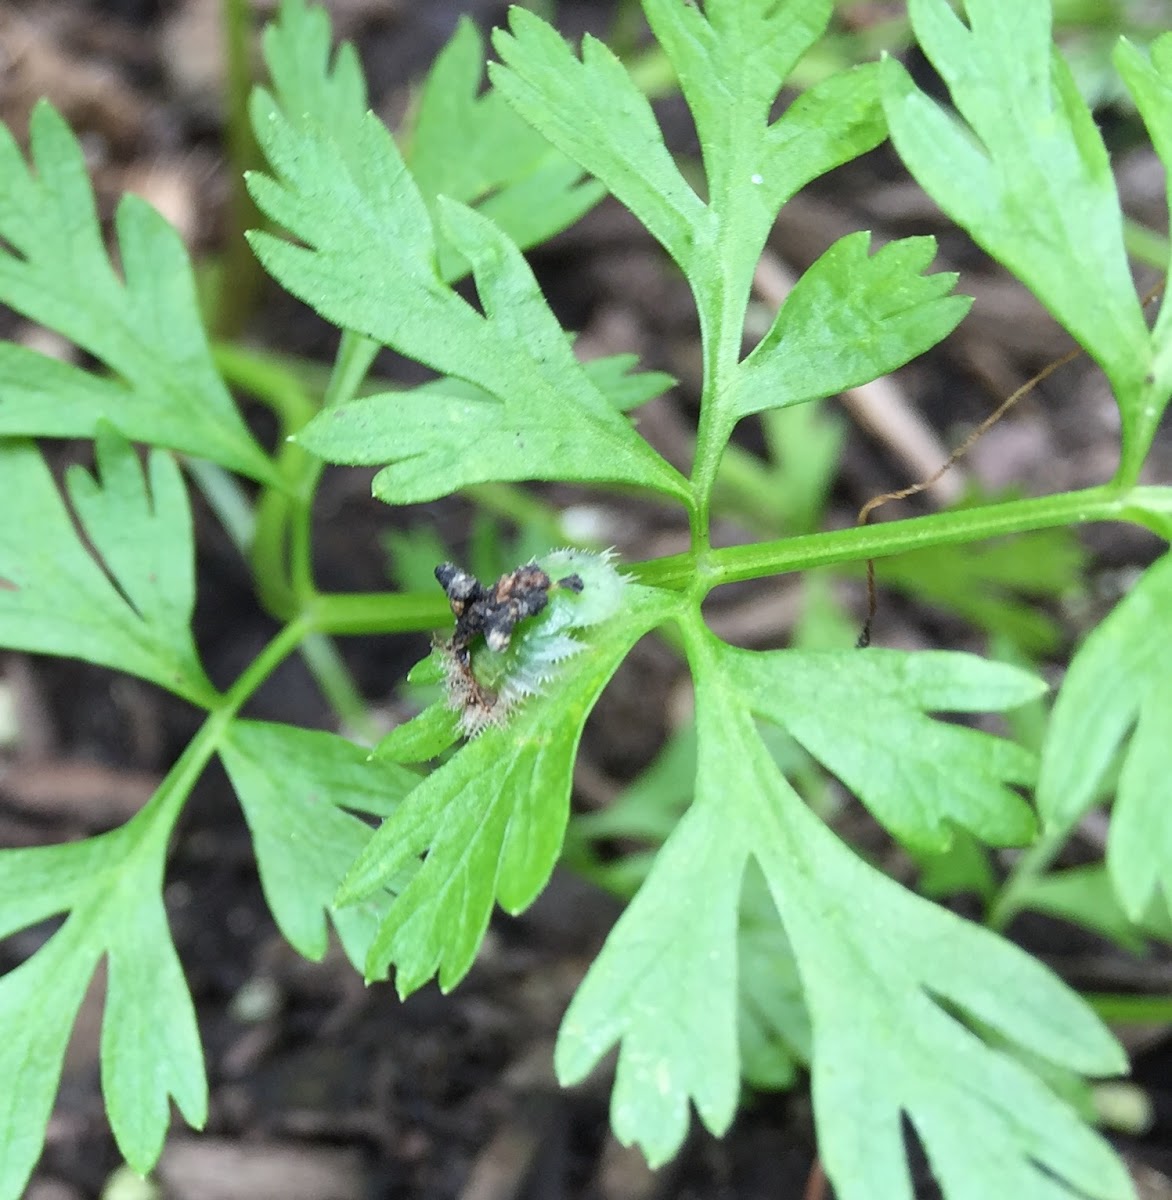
[2,1,1172,1198]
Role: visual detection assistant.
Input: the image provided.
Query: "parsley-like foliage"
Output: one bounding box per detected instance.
[0,2,1169,1198]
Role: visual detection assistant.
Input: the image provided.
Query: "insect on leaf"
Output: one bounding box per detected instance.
[336,556,680,995]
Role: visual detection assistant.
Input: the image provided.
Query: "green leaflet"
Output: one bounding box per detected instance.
[882,0,1170,479]
[0,104,274,481]
[490,7,711,274]
[1115,34,1172,420]
[567,723,811,1093]
[0,432,216,705]
[405,16,604,278]
[297,352,677,505]
[1038,552,1172,921]
[261,0,601,271]
[491,2,897,442]
[0,823,206,1198]
[723,645,1044,852]
[248,0,686,504]
[220,721,420,970]
[558,618,1131,1200]
[732,232,970,418]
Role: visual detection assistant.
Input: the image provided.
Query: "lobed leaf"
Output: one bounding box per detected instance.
[723,645,1044,852]
[258,0,367,140]
[881,0,1165,474]
[0,827,206,1198]
[733,233,970,419]
[492,2,886,389]
[1037,551,1172,920]
[0,103,274,480]
[490,7,711,273]
[1115,34,1172,391]
[407,16,604,277]
[248,8,687,505]
[0,435,215,705]
[558,798,747,1158]
[560,618,1132,1198]
[567,723,810,1095]
[642,0,881,226]
[220,721,420,969]
[297,329,681,506]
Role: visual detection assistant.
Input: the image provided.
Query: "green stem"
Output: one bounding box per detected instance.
[1123,217,1171,272]
[323,332,380,409]
[986,823,1072,932]
[299,633,380,741]
[145,618,309,832]
[307,590,451,636]
[220,335,380,611]
[183,456,256,548]
[213,342,317,429]
[297,484,1172,634]
[635,484,1147,593]
[1084,993,1172,1024]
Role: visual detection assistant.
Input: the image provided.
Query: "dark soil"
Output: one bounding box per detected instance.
[2,2,1171,1199]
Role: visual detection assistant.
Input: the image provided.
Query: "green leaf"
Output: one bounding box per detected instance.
[882,0,1165,475]
[372,701,462,766]
[0,434,216,705]
[1116,35,1172,183]
[722,645,1044,853]
[568,724,811,1094]
[260,0,599,276]
[1037,552,1172,920]
[914,829,997,905]
[492,3,886,358]
[1015,865,1148,956]
[219,721,420,969]
[559,618,1132,1198]
[642,0,884,295]
[732,232,970,419]
[489,8,710,273]
[406,16,604,278]
[560,797,746,1156]
[1115,35,1172,393]
[0,102,274,481]
[0,826,206,1198]
[297,345,681,505]
[247,11,687,505]
[1109,676,1172,921]
[737,863,810,1091]
[337,574,679,995]
[256,0,367,147]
